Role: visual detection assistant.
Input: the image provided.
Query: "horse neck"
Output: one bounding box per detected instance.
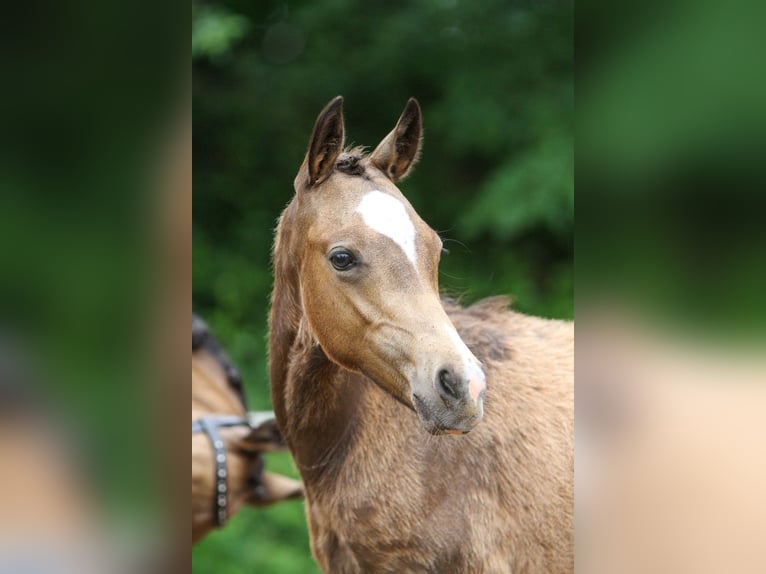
[269,208,368,481]
[268,206,302,427]
[192,352,245,417]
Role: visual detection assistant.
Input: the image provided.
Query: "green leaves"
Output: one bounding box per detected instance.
[463,134,573,242]
[192,3,249,59]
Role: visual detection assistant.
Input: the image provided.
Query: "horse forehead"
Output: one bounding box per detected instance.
[355,190,418,266]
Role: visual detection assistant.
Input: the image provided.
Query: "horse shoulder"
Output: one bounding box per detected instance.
[445,302,574,572]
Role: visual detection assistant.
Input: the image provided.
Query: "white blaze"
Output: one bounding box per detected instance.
[356,190,417,266]
[446,325,485,384]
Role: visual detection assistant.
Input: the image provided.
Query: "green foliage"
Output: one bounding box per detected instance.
[193,0,572,571]
[192,3,249,59]
[577,0,766,335]
[463,134,573,241]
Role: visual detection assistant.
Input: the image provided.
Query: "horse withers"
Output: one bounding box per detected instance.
[192,314,302,545]
[269,97,574,572]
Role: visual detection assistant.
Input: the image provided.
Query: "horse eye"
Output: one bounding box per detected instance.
[329,250,356,271]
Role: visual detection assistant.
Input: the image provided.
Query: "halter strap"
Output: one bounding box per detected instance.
[192,415,250,526]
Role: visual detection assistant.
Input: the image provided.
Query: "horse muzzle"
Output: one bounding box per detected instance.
[411,369,486,435]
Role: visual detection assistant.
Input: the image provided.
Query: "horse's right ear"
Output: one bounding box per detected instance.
[305,96,345,187]
[369,98,422,182]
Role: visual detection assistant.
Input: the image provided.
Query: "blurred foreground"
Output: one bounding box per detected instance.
[577,311,766,573]
[0,2,186,560]
[578,0,766,571]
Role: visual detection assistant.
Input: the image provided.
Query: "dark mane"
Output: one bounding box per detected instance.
[335,146,368,176]
[192,312,247,409]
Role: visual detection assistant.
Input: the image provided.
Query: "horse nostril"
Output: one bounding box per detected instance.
[438,369,460,400]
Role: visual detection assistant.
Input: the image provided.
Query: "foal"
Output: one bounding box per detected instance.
[192,314,302,544]
[269,97,574,572]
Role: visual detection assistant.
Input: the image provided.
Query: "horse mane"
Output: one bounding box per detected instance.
[441,295,513,318]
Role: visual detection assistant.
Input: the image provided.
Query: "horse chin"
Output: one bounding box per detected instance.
[425,424,466,436]
[420,417,471,436]
[412,394,476,436]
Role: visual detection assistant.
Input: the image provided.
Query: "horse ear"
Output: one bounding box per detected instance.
[240,414,288,453]
[370,97,422,182]
[249,472,304,506]
[306,96,345,186]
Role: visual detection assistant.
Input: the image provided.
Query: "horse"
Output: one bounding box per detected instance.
[268,97,574,573]
[192,314,303,545]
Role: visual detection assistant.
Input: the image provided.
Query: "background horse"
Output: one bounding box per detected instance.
[269,97,574,573]
[192,314,302,544]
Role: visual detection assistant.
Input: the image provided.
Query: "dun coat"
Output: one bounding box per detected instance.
[269,97,574,573]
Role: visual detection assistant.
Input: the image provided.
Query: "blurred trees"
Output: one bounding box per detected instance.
[578,0,766,334]
[193,0,571,571]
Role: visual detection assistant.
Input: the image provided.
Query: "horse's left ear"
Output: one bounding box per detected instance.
[370,98,423,182]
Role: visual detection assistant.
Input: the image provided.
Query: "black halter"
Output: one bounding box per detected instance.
[192,414,251,526]
[193,312,253,526]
